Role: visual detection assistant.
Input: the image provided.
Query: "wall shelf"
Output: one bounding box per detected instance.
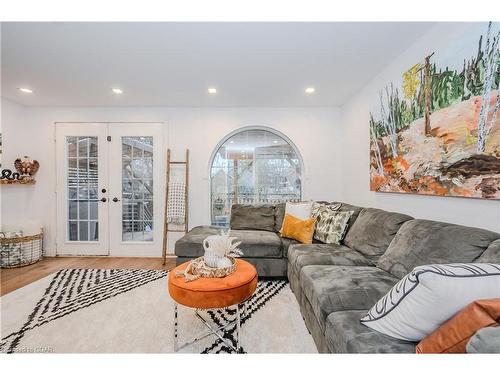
[0,179,36,185]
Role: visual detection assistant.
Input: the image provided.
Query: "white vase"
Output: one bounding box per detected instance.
[216,256,232,268]
[203,235,223,268]
[202,232,239,269]
[203,249,220,268]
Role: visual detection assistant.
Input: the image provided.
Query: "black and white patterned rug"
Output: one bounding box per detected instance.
[1,269,316,353]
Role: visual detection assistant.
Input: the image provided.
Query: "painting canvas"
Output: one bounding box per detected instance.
[369,22,500,199]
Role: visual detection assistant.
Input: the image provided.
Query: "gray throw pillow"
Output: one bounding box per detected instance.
[230,204,275,231]
[476,239,500,263]
[274,203,286,232]
[343,208,413,262]
[467,327,500,353]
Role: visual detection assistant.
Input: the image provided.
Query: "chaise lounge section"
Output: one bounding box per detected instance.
[175,204,295,277]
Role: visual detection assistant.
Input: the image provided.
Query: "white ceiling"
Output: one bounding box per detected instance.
[1,22,435,107]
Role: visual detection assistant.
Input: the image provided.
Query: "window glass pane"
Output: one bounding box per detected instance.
[68,201,78,220]
[210,129,301,226]
[66,136,99,242]
[68,137,77,157]
[69,221,78,241]
[89,221,98,241]
[79,221,89,241]
[122,136,154,242]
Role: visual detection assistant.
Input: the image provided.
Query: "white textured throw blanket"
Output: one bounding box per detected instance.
[167,181,186,225]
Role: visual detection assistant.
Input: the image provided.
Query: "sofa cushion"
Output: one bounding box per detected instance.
[476,239,500,263]
[281,236,300,258]
[325,310,416,353]
[377,220,500,278]
[274,203,286,232]
[288,244,373,279]
[300,265,398,332]
[230,204,275,231]
[343,208,413,262]
[229,229,283,258]
[175,226,282,258]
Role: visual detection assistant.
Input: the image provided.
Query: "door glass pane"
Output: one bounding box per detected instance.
[122,137,153,242]
[67,136,99,241]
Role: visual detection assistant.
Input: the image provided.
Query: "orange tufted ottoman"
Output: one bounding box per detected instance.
[168,259,258,352]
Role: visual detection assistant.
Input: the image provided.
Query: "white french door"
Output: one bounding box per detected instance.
[56,123,165,257]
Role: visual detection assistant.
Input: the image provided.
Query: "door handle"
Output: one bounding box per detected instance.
[100,197,107,202]
[112,197,120,202]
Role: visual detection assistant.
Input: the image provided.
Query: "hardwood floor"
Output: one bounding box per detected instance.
[0,256,176,296]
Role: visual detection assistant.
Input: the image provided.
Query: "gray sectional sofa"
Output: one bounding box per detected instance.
[175,201,500,353]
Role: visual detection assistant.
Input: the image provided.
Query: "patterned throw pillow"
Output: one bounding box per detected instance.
[361,263,500,342]
[313,207,353,245]
[311,202,342,217]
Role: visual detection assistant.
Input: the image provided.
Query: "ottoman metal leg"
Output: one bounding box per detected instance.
[236,304,241,352]
[173,304,242,353]
[174,303,179,352]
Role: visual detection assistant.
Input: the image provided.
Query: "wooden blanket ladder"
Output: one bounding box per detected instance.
[162,149,189,265]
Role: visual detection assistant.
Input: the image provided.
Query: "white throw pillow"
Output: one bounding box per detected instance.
[361,263,500,342]
[280,201,313,232]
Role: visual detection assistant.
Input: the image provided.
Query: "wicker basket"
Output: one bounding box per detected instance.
[0,232,43,268]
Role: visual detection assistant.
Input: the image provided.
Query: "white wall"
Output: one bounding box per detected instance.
[339,22,500,232]
[0,99,26,228]
[0,99,341,255]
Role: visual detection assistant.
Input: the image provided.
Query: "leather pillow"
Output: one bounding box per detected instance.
[280,214,316,244]
[417,299,500,353]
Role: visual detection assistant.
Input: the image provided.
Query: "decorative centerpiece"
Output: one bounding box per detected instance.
[203,229,242,268]
[176,230,243,282]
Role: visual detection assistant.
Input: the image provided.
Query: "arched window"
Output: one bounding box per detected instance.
[210,127,303,226]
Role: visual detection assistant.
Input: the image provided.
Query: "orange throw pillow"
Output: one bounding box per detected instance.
[280,213,316,244]
[416,299,500,354]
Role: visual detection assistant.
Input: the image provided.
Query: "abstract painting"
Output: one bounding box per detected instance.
[370,22,500,199]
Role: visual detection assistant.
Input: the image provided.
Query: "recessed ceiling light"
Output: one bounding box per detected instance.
[18,87,33,94]
[305,87,315,94]
[208,88,217,94]
[229,141,234,144]
[111,88,123,94]
[273,140,278,144]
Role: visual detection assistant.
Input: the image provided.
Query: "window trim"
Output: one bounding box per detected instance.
[208,125,305,225]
